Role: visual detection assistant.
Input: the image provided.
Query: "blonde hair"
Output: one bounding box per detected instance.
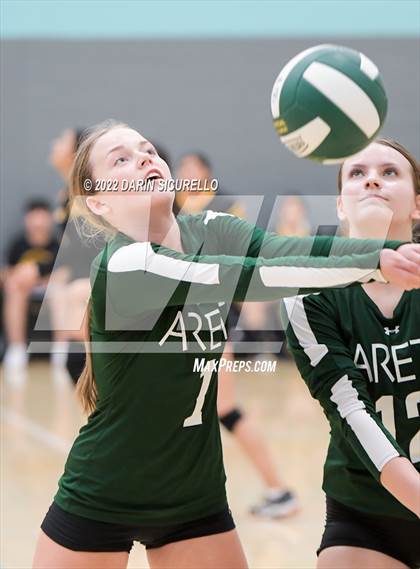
[338,138,420,241]
[70,119,128,414]
[69,119,129,242]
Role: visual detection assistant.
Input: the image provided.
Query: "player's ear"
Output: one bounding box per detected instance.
[336,195,346,221]
[86,195,111,217]
[411,194,420,221]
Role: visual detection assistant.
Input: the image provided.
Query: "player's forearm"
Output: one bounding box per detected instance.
[121,248,387,308]
[218,216,403,259]
[380,456,420,517]
[258,233,403,259]
[106,242,408,317]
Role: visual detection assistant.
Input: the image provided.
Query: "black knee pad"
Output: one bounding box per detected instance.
[219,408,243,432]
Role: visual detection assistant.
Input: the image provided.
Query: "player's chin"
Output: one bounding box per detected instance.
[357,201,393,217]
[150,189,175,207]
[352,210,393,235]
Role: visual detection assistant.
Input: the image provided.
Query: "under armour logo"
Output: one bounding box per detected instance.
[384,326,400,336]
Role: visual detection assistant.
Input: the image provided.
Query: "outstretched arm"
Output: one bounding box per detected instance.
[97,212,420,318]
[102,238,396,318]
[202,212,420,289]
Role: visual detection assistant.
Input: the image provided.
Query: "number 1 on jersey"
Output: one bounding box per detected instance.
[183,364,215,427]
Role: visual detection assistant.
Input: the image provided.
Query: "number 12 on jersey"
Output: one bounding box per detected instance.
[376,391,420,463]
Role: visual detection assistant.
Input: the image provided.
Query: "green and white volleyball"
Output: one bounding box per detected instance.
[271,45,388,163]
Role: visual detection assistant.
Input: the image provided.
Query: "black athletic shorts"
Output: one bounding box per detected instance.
[41,502,235,552]
[318,496,420,569]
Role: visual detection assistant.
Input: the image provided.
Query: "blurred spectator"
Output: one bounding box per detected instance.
[275,195,311,237]
[174,153,246,218]
[47,127,95,372]
[2,200,59,368]
[50,128,86,233]
[275,194,339,237]
[414,221,420,243]
[48,127,96,277]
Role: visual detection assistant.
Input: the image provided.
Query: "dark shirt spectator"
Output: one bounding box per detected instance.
[2,199,59,369]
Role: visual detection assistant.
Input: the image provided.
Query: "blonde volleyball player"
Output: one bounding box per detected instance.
[33,122,420,569]
[175,152,298,517]
[284,140,420,569]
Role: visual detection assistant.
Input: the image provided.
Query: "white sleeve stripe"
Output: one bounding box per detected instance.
[203,210,234,225]
[108,242,220,285]
[108,243,387,289]
[284,295,328,367]
[260,266,385,288]
[331,375,399,472]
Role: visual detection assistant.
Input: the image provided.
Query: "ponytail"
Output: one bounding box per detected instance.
[69,120,129,414]
[75,300,97,414]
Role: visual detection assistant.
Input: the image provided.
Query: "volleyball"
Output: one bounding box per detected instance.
[271,44,388,163]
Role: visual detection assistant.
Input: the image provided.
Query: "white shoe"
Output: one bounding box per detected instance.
[3,344,28,369]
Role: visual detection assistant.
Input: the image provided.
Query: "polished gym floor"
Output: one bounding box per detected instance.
[1,358,329,569]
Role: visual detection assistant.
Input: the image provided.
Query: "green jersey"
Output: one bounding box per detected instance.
[55,211,403,525]
[284,287,420,521]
